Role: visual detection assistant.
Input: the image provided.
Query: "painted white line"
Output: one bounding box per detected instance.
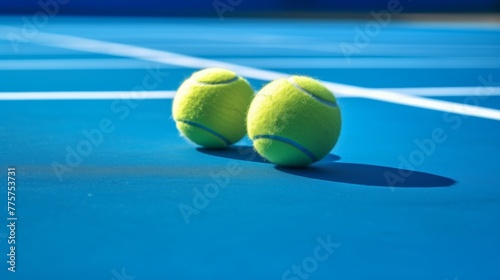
[324,83,500,120]
[2,87,499,101]
[5,46,496,58]
[0,91,176,100]
[2,58,499,70]
[0,59,177,70]
[381,87,500,96]
[3,90,500,125]
[217,57,500,69]
[1,28,499,121]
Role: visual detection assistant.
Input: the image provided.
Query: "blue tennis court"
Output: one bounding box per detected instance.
[1,14,500,280]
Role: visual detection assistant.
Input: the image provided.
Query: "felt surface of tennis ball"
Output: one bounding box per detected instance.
[173,68,254,148]
[247,76,341,166]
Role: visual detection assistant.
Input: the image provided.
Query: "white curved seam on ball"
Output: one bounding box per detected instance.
[191,76,240,86]
[286,77,338,108]
[176,119,231,146]
[253,134,317,162]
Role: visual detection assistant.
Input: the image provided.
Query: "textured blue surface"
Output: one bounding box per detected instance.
[0,17,500,280]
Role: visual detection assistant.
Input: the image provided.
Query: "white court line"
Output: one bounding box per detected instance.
[1,87,499,101]
[1,27,500,121]
[0,91,176,100]
[217,57,500,69]
[384,87,500,96]
[0,59,172,70]
[2,58,500,70]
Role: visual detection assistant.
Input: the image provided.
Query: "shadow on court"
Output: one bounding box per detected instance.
[277,163,455,187]
[197,145,341,163]
[197,145,455,187]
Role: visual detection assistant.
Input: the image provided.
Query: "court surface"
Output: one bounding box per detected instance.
[0,16,500,280]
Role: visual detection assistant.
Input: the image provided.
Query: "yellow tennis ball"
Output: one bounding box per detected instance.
[247,76,341,166]
[173,68,254,148]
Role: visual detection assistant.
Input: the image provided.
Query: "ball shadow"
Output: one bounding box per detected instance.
[276,162,455,187]
[196,145,341,164]
[196,145,455,188]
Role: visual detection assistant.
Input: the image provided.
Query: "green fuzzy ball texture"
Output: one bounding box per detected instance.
[247,76,341,166]
[173,68,254,148]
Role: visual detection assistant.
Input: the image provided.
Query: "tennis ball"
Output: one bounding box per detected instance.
[172,68,254,148]
[247,76,341,166]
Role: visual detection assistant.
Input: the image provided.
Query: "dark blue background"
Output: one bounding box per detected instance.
[1,0,499,16]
